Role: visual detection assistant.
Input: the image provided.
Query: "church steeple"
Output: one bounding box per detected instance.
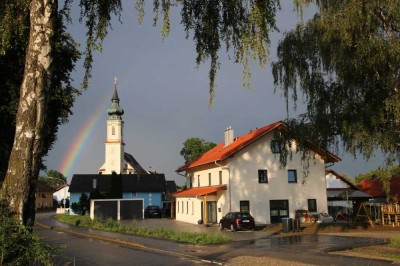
[107,77,124,119]
[98,77,148,175]
[99,77,125,174]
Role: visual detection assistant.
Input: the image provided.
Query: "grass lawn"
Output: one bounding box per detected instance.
[54,214,232,245]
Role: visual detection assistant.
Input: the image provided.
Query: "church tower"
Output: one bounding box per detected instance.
[99,78,148,175]
[99,78,125,174]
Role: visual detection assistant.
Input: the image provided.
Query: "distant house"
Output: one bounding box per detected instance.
[69,173,167,208]
[326,169,371,215]
[36,181,55,210]
[357,176,400,202]
[53,184,70,206]
[174,121,341,225]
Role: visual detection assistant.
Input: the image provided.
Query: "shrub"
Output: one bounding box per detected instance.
[0,199,60,265]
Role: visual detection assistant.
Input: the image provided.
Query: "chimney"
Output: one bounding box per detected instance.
[224,126,234,147]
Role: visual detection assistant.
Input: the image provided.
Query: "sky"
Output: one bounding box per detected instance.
[43,1,385,185]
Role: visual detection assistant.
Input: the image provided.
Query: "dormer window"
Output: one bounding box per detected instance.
[271,140,281,154]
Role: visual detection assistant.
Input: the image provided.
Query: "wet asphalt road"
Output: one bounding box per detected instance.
[36,225,208,265]
[36,212,393,265]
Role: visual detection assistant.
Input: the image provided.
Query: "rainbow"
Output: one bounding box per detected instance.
[59,96,110,178]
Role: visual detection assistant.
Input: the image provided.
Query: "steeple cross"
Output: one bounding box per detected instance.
[114,76,118,88]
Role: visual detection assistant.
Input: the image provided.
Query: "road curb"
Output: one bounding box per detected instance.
[35,221,224,265]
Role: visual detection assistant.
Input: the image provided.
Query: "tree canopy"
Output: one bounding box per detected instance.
[0,0,81,183]
[180,137,217,164]
[38,170,67,189]
[272,0,400,170]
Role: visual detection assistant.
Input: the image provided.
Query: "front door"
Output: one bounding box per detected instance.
[270,200,289,224]
[206,201,217,223]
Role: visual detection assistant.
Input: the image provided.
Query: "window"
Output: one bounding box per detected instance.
[112,126,115,135]
[192,201,194,215]
[177,201,180,213]
[308,199,317,212]
[130,192,137,197]
[197,175,200,187]
[240,200,250,213]
[271,140,281,153]
[187,201,189,214]
[219,171,222,185]
[258,169,268,183]
[208,173,211,186]
[288,169,297,183]
[189,177,192,188]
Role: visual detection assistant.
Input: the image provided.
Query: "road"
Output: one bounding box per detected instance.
[36,226,210,266]
[35,212,394,265]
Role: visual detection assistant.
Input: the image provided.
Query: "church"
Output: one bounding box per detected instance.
[69,79,176,219]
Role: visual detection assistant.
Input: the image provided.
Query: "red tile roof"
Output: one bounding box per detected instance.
[357,177,400,197]
[173,185,227,197]
[177,121,340,172]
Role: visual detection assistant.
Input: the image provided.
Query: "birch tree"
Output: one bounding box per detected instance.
[1,0,280,225]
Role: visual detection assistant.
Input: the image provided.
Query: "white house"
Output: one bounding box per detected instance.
[174,121,341,225]
[53,184,70,205]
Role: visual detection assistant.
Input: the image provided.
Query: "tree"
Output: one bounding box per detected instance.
[1,0,281,224]
[354,165,400,184]
[0,1,80,182]
[180,137,217,164]
[38,170,67,189]
[70,193,89,216]
[272,1,400,175]
[109,172,122,199]
[0,0,80,225]
[0,199,58,264]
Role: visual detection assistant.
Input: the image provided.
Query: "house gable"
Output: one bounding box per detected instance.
[177,121,340,172]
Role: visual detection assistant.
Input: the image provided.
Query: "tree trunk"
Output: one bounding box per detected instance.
[0,0,56,225]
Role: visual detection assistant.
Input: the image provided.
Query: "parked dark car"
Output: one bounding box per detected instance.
[219,212,255,231]
[144,205,162,218]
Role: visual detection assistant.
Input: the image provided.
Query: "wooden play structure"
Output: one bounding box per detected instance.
[354,203,374,227]
[381,203,400,227]
[354,202,400,227]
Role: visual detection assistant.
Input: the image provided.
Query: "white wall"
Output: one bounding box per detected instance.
[229,134,328,224]
[53,186,70,203]
[326,172,349,188]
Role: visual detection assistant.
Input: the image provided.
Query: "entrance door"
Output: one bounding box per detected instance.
[206,201,217,223]
[270,200,289,224]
